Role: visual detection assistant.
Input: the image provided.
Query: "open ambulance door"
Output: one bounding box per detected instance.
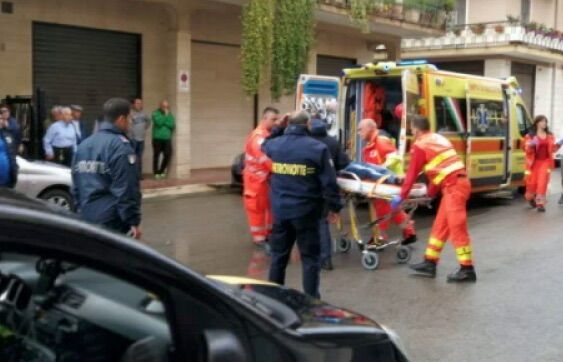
[465,80,511,188]
[296,74,341,139]
[399,70,421,158]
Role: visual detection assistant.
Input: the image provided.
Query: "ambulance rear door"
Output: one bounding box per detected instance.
[296,74,341,139]
[465,80,510,188]
[399,70,421,158]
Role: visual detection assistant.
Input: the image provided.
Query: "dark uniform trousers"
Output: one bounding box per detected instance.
[268,211,321,298]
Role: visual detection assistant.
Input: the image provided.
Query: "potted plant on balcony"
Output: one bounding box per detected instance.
[404,0,420,23]
[392,0,404,20]
[524,21,538,33]
[494,24,505,33]
[470,23,486,35]
[506,15,519,25]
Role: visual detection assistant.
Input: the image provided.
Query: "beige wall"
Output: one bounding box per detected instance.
[467,0,516,23]
[0,0,170,109]
[531,0,557,28]
[0,0,173,172]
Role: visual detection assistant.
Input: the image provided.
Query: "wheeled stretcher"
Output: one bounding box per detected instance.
[335,171,432,270]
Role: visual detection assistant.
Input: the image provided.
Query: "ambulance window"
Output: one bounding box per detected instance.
[434,97,467,134]
[469,100,506,137]
[516,104,532,137]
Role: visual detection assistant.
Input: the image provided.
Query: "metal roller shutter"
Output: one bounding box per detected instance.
[33,22,141,132]
[433,60,485,76]
[317,55,357,77]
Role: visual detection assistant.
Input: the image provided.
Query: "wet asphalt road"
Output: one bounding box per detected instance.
[142,175,563,362]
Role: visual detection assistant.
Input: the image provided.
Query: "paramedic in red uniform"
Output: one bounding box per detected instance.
[358,118,417,245]
[243,107,280,245]
[391,115,476,282]
[524,115,562,212]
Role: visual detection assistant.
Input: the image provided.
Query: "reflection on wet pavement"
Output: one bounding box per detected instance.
[141,177,563,360]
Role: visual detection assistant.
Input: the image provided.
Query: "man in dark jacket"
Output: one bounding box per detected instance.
[72,98,141,238]
[0,123,18,188]
[309,118,349,271]
[262,111,342,298]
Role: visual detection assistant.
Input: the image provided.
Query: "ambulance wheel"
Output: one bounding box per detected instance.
[361,252,380,270]
[337,238,352,253]
[395,246,411,264]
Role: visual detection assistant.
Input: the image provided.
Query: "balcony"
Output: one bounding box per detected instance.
[319,0,454,32]
[213,0,450,37]
[401,21,563,61]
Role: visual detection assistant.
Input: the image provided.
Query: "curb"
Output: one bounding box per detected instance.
[142,182,235,200]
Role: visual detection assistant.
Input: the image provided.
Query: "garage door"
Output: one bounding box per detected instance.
[33,22,141,132]
[191,41,254,169]
[317,55,357,77]
[433,60,485,76]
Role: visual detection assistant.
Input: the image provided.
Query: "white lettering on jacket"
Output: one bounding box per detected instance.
[75,161,108,174]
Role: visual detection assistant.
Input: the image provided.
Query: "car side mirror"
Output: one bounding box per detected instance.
[204,329,247,362]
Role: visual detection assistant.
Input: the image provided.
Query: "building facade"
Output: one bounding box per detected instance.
[0,0,445,177]
[401,0,563,134]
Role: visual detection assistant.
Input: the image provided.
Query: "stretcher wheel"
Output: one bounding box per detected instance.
[361,252,380,270]
[337,238,352,253]
[395,246,411,264]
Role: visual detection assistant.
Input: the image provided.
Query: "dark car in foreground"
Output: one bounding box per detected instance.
[0,190,408,361]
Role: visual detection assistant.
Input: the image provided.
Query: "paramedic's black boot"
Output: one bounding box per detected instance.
[537,205,546,212]
[447,265,477,283]
[401,234,417,246]
[529,199,537,208]
[409,260,436,278]
[321,258,334,271]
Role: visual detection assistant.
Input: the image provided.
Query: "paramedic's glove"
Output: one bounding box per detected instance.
[528,138,538,147]
[390,195,403,211]
[556,138,563,146]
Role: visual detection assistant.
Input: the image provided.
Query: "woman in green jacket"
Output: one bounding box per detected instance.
[152,100,175,179]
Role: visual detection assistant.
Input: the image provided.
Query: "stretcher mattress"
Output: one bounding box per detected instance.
[337,177,427,198]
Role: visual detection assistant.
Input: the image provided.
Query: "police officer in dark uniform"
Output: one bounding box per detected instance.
[262,111,342,298]
[72,98,142,239]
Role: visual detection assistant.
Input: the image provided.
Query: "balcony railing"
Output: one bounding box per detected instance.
[319,0,456,30]
[402,21,563,54]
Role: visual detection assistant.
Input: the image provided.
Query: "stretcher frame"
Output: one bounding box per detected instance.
[335,171,432,270]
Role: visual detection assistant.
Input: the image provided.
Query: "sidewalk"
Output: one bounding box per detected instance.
[142,167,234,199]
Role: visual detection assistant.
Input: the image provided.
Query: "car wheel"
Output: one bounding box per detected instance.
[39,189,74,211]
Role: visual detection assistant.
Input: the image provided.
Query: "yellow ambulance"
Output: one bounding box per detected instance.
[328,61,534,193]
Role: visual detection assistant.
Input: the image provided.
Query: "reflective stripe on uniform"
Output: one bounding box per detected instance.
[432,161,465,185]
[425,248,441,259]
[428,237,445,249]
[250,226,266,233]
[455,246,473,263]
[424,149,457,172]
[253,235,266,242]
[455,246,472,255]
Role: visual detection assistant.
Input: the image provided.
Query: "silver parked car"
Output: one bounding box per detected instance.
[15,156,74,210]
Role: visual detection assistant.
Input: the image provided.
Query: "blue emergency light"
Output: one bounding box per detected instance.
[397,59,428,66]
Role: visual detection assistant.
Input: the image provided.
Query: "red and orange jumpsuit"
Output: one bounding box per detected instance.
[363,129,415,240]
[400,132,473,267]
[243,124,272,245]
[363,84,386,128]
[523,133,559,207]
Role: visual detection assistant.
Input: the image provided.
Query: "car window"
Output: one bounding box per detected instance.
[515,103,532,137]
[434,96,467,134]
[468,99,507,137]
[0,253,172,362]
